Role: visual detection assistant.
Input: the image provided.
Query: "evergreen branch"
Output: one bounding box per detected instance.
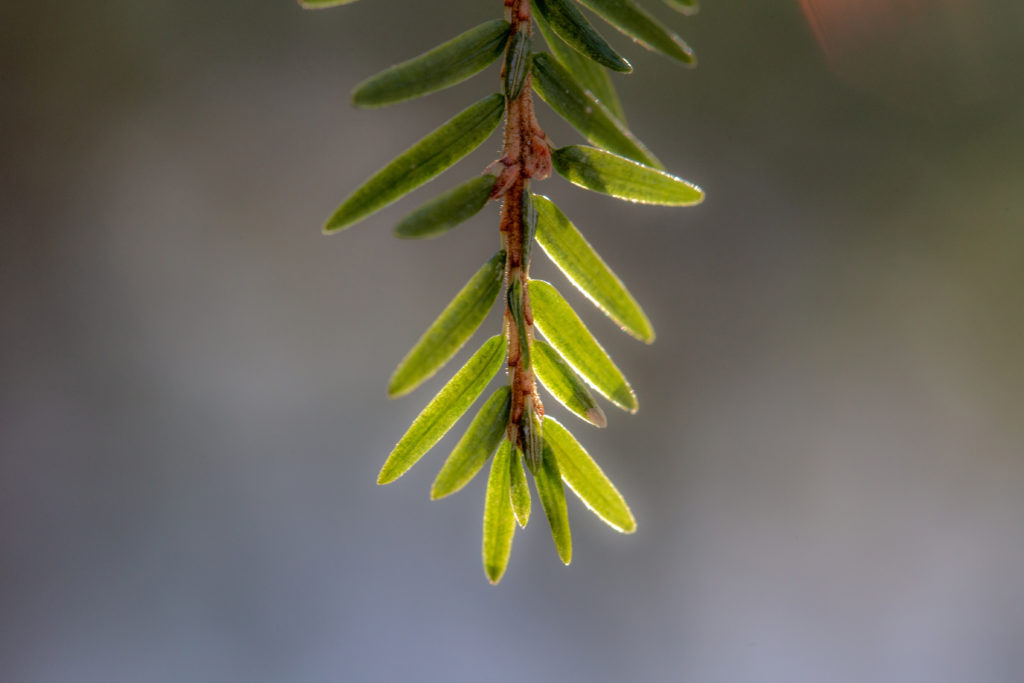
[304,0,702,583]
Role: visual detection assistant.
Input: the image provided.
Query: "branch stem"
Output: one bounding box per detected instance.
[497,0,551,463]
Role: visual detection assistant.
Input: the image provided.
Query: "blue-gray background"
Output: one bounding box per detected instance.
[3,1,1023,681]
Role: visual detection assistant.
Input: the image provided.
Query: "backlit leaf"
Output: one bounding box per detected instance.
[394,175,496,239]
[575,0,696,65]
[483,440,516,583]
[503,30,532,101]
[552,145,703,206]
[520,396,544,471]
[298,0,359,8]
[533,0,631,72]
[389,250,505,398]
[532,15,626,127]
[509,447,532,527]
[534,441,572,564]
[378,335,506,485]
[352,20,510,108]
[533,339,607,428]
[531,280,638,412]
[431,387,511,500]
[534,195,654,342]
[544,417,636,532]
[534,10,627,123]
[324,93,505,233]
[531,53,662,169]
[663,0,699,16]
[507,278,531,369]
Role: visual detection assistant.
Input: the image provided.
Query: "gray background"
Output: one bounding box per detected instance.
[3,1,1023,681]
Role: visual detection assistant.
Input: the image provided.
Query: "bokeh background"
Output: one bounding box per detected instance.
[3,1,1023,681]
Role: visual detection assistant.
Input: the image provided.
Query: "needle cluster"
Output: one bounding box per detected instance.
[301,0,703,583]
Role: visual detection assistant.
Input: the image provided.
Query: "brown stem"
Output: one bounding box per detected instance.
[497,0,551,454]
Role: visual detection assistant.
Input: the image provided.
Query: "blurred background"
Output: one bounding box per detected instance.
[2,1,1022,681]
